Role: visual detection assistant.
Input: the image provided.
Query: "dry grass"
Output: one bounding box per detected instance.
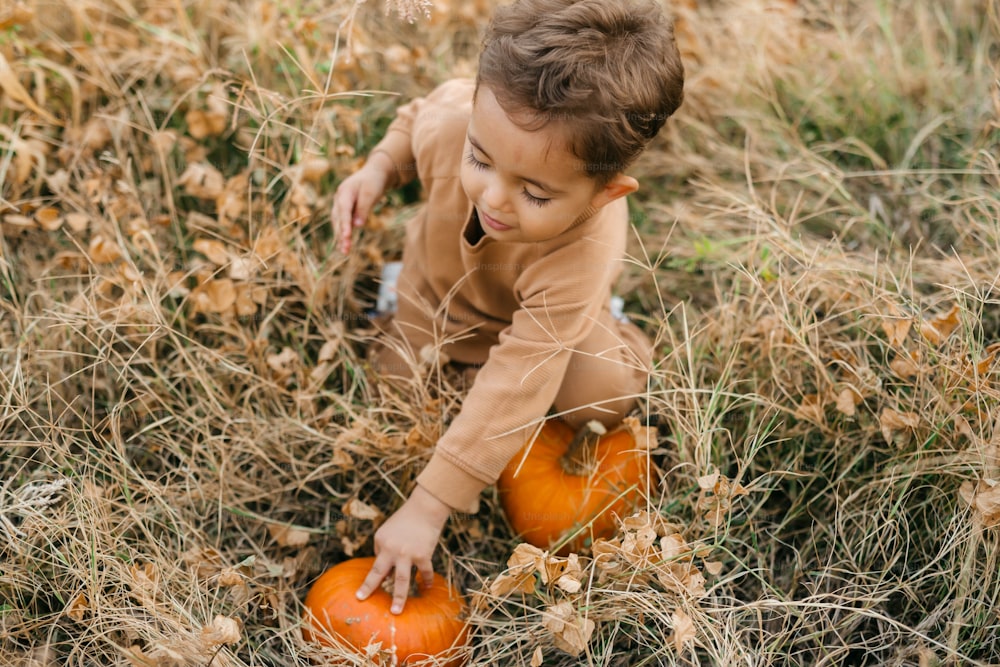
[2,0,999,664]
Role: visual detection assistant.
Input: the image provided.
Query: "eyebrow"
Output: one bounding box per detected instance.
[467,133,566,196]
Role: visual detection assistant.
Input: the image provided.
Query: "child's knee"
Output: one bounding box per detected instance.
[553,320,652,427]
[554,356,644,428]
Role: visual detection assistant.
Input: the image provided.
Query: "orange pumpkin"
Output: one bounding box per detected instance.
[497,419,656,555]
[302,557,469,666]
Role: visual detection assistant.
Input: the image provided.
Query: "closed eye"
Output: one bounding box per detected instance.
[465,151,489,171]
[466,152,551,207]
[520,190,551,207]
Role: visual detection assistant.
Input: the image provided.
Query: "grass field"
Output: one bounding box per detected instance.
[2,0,999,664]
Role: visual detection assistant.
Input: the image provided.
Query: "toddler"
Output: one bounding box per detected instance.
[332,0,684,613]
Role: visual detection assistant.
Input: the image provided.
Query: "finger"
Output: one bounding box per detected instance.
[332,190,358,253]
[338,225,353,255]
[416,560,435,591]
[332,200,346,250]
[353,202,366,226]
[353,188,376,228]
[390,561,413,615]
[355,555,391,601]
[338,207,356,254]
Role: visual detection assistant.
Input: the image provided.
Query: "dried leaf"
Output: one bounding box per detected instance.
[151,129,178,155]
[622,415,657,450]
[704,560,724,576]
[530,647,544,667]
[342,498,382,521]
[267,523,311,548]
[697,472,719,491]
[959,479,1000,528]
[491,542,553,596]
[488,571,536,596]
[889,350,921,379]
[228,256,256,281]
[668,563,706,597]
[234,286,259,317]
[919,304,960,346]
[670,609,696,653]
[0,52,59,124]
[507,542,547,571]
[621,523,658,561]
[953,413,974,441]
[34,207,63,231]
[296,156,331,183]
[266,347,299,380]
[181,546,224,578]
[66,593,88,622]
[554,574,582,594]
[51,251,86,270]
[834,387,861,417]
[65,212,90,232]
[2,213,34,229]
[542,602,594,657]
[200,615,241,649]
[193,238,230,265]
[191,279,236,314]
[538,552,578,586]
[217,568,243,588]
[130,561,158,595]
[178,162,225,199]
[218,173,249,225]
[186,109,228,139]
[591,538,621,573]
[967,350,998,378]
[88,235,123,264]
[79,117,112,151]
[622,510,654,531]
[0,4,35,31]
[660,533,688,561]
[252,226,284,260]
[879,408,920,445]
[715,476,749,499]
[880,315,912,347]
[318,339,340,363]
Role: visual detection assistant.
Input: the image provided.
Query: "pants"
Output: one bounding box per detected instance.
[369,306,652,430]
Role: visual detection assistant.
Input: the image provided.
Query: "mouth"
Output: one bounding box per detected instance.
[478,208,513,232]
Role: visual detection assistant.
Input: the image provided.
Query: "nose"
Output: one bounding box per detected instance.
[482,177,510,213]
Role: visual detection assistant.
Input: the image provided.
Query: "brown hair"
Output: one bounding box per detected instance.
[476,0,685,184]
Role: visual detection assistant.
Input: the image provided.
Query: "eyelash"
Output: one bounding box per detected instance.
[465,151,551,207]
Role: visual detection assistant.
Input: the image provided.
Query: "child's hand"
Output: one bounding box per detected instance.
[355,485,452,614]
[331,151,395,254]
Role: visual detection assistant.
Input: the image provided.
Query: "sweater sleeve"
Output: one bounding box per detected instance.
[366,79,474,189]
[416,240,617,511]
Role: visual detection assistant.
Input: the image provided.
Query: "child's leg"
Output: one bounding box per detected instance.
[553,309,653,429]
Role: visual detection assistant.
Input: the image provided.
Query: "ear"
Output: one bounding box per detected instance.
[589,173,639,210]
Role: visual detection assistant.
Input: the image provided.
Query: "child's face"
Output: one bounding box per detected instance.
[460,85,636,243]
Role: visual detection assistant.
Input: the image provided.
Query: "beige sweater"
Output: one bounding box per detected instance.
[371,78,632,511]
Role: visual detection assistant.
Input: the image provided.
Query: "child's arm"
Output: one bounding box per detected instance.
[332,79,474,254]
[331,151,395,254]
[354,485,452,613]
[331,93,425,254]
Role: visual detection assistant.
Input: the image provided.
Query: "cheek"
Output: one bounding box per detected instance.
[459,161,479,200]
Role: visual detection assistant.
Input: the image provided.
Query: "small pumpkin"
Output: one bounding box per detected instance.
[497,419,656,555]
[302,556,468,666]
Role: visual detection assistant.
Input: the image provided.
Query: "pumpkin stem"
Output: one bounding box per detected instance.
[560,420,607,476]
